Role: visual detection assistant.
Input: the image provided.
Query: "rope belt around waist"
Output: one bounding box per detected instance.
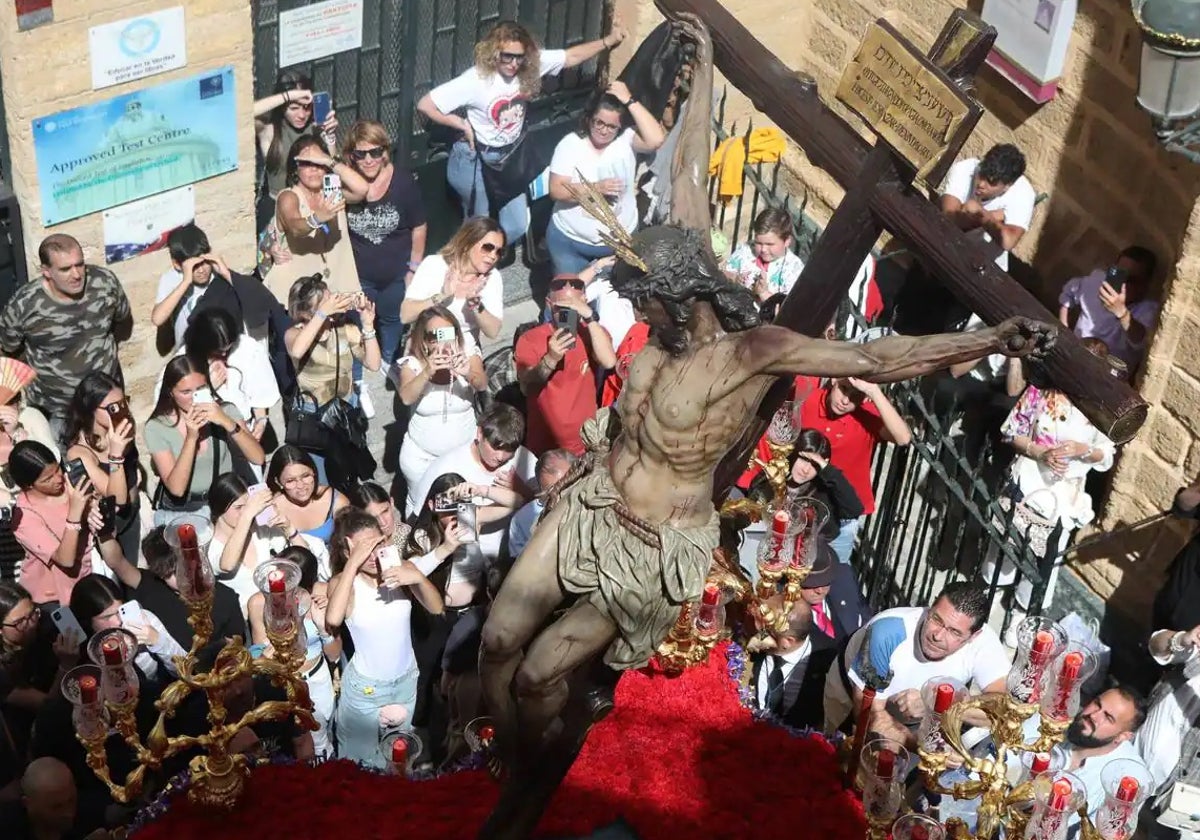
[545,450,663,551]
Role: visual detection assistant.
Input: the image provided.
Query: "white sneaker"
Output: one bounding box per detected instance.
[357,382,375,419]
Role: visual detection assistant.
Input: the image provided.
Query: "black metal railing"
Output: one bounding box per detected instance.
[710,102,1062,636]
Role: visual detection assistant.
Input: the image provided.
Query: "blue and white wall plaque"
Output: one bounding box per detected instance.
[89,7,187,90]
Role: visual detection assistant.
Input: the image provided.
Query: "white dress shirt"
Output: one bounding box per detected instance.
[1137,634,1200,795]
[756,637,812,710]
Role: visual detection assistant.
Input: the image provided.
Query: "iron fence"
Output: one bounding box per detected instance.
[710,102,1062,637]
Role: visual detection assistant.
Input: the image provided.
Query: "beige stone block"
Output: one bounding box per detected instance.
[816,0,878,44]
[1161,367,1200,439]
[808,22,849,78]
[1145,408,1191,466]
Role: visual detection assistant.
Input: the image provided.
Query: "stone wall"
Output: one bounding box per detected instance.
[0,0,257,418]
[627,0,1200,626]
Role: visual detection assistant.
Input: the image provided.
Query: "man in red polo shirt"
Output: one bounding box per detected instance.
[515,274,616,455]
[800,377,911,563]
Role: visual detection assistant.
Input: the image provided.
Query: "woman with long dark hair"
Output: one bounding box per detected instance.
[180,309,279,441]
[68,573,186,686]
[749,429,864,542]
[61,372,140,563]
[253,69,339,232]
[9,441,101,605]
[246,545,339,757]
[145,356,265,526]
[266,446,348,545]
[417,20,625,245]
[324,508,442,767]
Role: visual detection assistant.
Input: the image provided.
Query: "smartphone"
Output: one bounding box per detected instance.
[456,502,478,543]
[1105,265,1128,294]
[248,483,277,527]
[118,600,146,628]
[65,457,88,488]
[105,399,133,429]
[434,326,456,344]
[322,172,343,204]
[192,387,214,405]
[433,492,457,514]
[376,545,401,572]
[97,496,116,539]
[50,605,85,641]
[312,91,332,126]
[555,308,581,334]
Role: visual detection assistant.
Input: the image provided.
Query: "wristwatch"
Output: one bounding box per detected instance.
[586,312,599,324]
[624,96,638,107]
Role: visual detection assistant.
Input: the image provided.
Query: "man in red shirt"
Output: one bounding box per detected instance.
[800,377,911,562]
[515,274,616,455]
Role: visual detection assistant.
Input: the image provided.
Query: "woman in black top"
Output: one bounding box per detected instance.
[751,429,865,541]
[341,120,428,366]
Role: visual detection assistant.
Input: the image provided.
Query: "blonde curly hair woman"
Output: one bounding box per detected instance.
[417,19,627,246]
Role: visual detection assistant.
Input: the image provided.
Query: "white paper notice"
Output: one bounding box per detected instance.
[279,0,364,67]
[102,186,195,265]
[89,8,187,90]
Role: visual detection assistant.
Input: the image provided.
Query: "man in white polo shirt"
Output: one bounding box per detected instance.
[823,581,1010,746]
[940,143,1037,273]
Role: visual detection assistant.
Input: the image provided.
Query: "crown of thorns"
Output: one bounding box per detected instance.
[566,172,649,272]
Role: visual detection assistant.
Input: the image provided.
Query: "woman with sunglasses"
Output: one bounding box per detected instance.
[418,21,625,246]
[340,120,428,366]
[546,81,666,274]
[325,507,442,767]
[401,216,505,344]
[253,70,339,233]
[263,135,366,303]
[61,372,140,565]
[266,446,348,546]
[396,306,487,496]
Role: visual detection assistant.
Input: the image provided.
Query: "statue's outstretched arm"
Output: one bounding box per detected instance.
[746,318,1056,384]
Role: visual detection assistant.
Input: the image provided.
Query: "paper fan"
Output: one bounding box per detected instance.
[0,358,36,405]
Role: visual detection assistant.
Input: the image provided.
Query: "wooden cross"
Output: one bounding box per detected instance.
[652,0,1149,493]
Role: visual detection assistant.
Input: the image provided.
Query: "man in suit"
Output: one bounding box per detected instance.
[800,543,872,645]
[752,599,838,730]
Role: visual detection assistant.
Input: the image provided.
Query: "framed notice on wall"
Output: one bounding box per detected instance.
[982,0,1078,103]
[278,0,364,67]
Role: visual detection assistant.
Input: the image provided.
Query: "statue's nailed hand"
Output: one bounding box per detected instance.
[995,317,1057,361]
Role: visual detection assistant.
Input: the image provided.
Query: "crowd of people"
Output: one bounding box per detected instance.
[0,15,1189,840]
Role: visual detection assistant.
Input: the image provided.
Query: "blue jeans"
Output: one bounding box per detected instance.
[359,273,407,364]
[830,517,863,565]
[546,220,615,275]
[446,140,528,244]
[335,657,419,768]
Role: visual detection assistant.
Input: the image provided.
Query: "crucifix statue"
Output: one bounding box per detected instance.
[476,10,1059,839]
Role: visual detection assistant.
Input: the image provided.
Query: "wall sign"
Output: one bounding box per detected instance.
[982,0,1078,103]
[32,67,237,226]
[15,0,52,31]
[103,186,195,264]
[279,0,364,67]
[89,8,188,90]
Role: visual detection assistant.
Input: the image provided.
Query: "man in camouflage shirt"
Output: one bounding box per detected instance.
[0,234,131,424]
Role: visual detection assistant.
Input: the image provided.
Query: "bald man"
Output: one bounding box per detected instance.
[9,757,76,839]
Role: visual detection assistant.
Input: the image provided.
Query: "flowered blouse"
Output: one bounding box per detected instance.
[725,244,805,297]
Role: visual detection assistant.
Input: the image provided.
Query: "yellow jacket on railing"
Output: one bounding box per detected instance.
[707,127,787,203]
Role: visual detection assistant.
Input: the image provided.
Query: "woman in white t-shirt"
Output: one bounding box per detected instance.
[396,306,487,495]
[546,81,666,275]
[416,20,626,245]
[401,216,506,343]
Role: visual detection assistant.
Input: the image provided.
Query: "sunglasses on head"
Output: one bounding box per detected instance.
[498,51,527,64]
[350,147,386,161]
[550,278,586,291]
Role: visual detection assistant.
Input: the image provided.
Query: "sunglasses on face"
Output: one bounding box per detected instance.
[550,279,586,291]
[498,51,527,65]
[350,146,386,161]
[478,242,501,254]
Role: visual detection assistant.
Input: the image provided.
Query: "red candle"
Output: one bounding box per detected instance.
[701,583,720,606]
[1060,651,1084,681]
[177,523,209,596]
[1031,753,1051,774]
[1049,777,1073,810]
[100,636,122,665]
[1032,630,1054,660]
[771,509,790,537]
[934,683,955,713]
[390,739,407,763]
[479,725,495,742]
[78,674,98,704]
[911,827,929,840]
[1116,776,1139,802]
[268,570,286,593]
[876,748,895,781]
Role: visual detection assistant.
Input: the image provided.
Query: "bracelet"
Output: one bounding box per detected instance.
[361,329,378,341]
[65,520,82,531]
[305,213,322,230]
[107,455,125,464]
[407,260,421,271]
[624,97,638,107]
[228,424,244,436]
[107,461,123,473]
[288,530,300,541]
[283,91,291,104]
[315,310,329,320]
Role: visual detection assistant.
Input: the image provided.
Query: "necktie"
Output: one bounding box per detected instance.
[813,601,835,638]
[765,655,786,713]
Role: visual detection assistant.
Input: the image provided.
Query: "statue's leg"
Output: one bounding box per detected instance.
[479,503,569,762]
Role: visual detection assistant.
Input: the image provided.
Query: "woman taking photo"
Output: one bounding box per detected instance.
[254,70,339,232]
[181,308,279,442]
[341,120,429,365]
[206,473,314,616]
[145,356,265,526]
[9,442,101,606]
[68,573,186,686]
[263,135,364,302]
[266,446,349,547]
[546,81,666,274]
[397,306,487,495]
[324,508,442,767]
[724,207,805,303]
[61,372,140,564]
[247,545,339,758]
[417,20,625,245]
[401,216,505,342]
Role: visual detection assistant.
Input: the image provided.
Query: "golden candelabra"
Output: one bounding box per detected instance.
[64,515,317,810]
[858,615,1151,840]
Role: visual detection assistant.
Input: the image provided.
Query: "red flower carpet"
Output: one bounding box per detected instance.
[135,644,866,839]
